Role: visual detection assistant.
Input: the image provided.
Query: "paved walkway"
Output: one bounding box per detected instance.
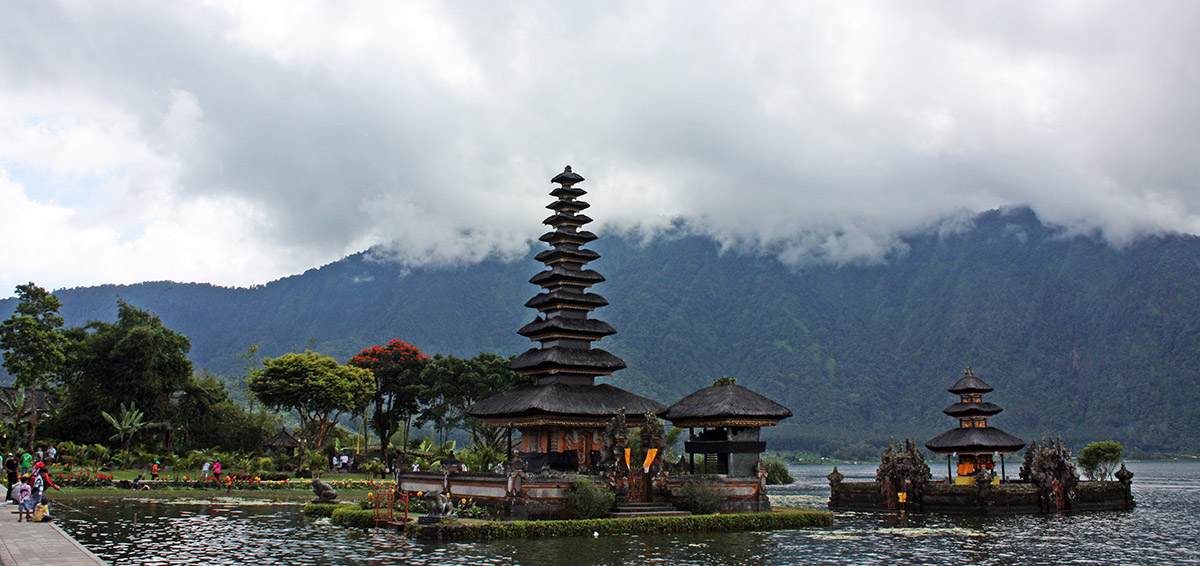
[0,503,107,566]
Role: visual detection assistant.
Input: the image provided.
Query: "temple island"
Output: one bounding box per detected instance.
[828,368,1135,514]
[395,167,795,520]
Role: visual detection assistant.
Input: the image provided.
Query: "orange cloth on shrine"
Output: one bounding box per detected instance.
[643,449,658,470]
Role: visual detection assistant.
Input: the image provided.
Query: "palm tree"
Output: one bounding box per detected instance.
[0,387,49,451]
[101,402,151,452]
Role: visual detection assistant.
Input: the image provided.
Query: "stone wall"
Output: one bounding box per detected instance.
[396,470,774,518]
[829,480,1134,514]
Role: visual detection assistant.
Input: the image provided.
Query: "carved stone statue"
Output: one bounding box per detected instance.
[1115,463,1134,486]
[423,490,454,517]
[826,466,844,487]
[599,409,628,471]
[311,479,338,503]
[1026,435,1080,511]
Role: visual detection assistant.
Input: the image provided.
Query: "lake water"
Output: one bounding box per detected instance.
[54,462,1200,565]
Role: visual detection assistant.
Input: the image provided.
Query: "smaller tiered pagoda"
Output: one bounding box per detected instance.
[925,367,1025,484]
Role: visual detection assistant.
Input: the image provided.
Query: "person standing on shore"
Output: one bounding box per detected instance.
[19,451,32,476]
[3,454,18,502]
[213,460,222,480]
[201,461,211,478]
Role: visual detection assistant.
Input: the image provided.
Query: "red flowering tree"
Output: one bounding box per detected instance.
[348,340,429,460]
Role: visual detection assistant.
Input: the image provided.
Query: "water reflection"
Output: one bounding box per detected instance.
[55,462,1200,566]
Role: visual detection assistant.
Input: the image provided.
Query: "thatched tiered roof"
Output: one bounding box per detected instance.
[948,367,994,394]
[925,367,1025,455]
[663,382,793,428]
[468,382,665,427]
[925,427,1025,454]
[466,166,660,427]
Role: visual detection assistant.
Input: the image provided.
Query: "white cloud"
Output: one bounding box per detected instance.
[3,1,1200,295]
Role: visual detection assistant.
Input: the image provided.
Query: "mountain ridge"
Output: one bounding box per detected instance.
[4,206,1198,456]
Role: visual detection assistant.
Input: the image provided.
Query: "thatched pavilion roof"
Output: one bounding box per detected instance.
[663,383,792,428]
[263,429,301,449]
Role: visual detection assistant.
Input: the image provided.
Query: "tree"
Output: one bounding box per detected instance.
[0,282,69,389]
[54,300,193,445]
[248,351,374,449]
[173,373,271,453]
[1078,441,1124,481]
[0,283,68,450]
[347,339,428,458]
[235,344,263,413]
[417,352,530,446]
[101,402,151,453]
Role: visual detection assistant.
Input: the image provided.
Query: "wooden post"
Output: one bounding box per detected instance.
[1001,453,1006,482]
[947,454,952,482]
[688,428,695,474]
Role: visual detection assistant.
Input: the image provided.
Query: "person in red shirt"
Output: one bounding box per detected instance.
[32,462,61,494]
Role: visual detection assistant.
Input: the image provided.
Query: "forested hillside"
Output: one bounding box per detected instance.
[5,207,1198,457]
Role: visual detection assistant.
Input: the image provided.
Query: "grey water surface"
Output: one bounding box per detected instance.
[54,461,1200,565]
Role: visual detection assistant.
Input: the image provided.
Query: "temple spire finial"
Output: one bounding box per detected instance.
[551,165,585,185]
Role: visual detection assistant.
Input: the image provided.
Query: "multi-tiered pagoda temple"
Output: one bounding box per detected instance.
[467,166,664,473]
[925,367,1025,484]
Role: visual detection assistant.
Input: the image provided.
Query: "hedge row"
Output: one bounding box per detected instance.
[303,503,359,518]
[406,510,832,541]
[330,507,379,529]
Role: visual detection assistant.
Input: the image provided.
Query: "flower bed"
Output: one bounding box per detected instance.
[52,471,116,488]
[52,473,398,492]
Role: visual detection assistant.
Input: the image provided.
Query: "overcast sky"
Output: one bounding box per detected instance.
[3,1,1199,296]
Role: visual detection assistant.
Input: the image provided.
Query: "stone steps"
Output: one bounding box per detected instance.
[608,501,690,518]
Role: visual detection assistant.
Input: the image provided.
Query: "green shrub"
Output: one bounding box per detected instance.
[1078,441,1124,481]
[330,507,377,529]
[764,458,795,485]
[303,503,357,517]
[359,459,385,477]
[676,480,723,514]
[565,477,614,519]
[459,443,505,473]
